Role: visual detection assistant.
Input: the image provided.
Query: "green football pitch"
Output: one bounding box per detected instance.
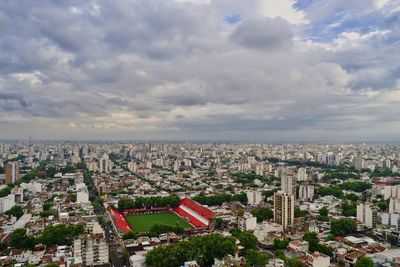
[125,212,193,233]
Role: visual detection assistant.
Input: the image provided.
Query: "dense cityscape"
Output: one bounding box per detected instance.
[0,142,399,266]
[2,0,400,266]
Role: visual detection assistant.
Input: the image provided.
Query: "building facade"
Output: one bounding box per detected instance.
[273,191,294,230]
[5,162,20,184]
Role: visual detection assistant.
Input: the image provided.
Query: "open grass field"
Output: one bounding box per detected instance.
[125,212,193,233]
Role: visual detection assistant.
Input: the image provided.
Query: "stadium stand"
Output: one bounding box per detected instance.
[109,207,131,233]
[174,198,214,228]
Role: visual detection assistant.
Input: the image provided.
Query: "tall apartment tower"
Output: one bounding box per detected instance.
[357,203,377,229]
[281,169,296,196]
[73,221,109,265]
[99,154,111,173]
[273,191,294,230]
[5,162,20,184]
[355,155,364,171]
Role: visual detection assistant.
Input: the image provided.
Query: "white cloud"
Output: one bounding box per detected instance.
[261,0,307,24]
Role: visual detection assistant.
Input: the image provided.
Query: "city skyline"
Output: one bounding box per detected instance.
[1,0,400,141]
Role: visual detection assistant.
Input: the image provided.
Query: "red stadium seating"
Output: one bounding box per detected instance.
[179,198,214,220]
[109,207,131,233]
[175,206,207,228]
[173,198,214,228]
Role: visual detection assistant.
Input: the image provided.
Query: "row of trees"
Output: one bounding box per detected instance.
[145,233,237,267]
[231,172,277,185]
[315,181,372,198]
[370,167,400,178]
[11,224,85,250]
[192,192,248,206]
[148,223,185,237]
[323,171,360,180]
[118,195,180,211]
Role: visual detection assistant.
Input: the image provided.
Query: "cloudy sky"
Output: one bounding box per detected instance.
[1,0,400,141]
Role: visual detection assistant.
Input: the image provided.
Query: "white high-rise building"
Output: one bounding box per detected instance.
[389,198,400,213]
[273,191,294,230]
[87,162,98,172]
[298,185,314,201]
[246,190,263,206]
[384,185,400,200]
[357,203,377,229]
[281,170,296,196]
[355,155,364,170]
[71,154,81,165]
[128,161,137,173]
[297,168,308,182]
[0,194,15,213]
[99,154,112,173]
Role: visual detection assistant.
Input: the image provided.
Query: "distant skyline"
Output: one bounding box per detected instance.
[1,0,400,141]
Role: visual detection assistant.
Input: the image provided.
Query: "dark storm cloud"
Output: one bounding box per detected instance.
[230,17,293,50]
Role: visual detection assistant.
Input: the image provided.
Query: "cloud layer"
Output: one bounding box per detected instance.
[0,0,399,141]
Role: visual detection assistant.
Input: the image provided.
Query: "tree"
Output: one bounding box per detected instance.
[245,249,268,266]
[355,257,374,267]
[122,231,137,240]
[330,218,357,237]
[215,217,223,228]
[377,200,389,211]
[388,234,397,246]
[237,209,245,217]
[5,205,24,219]
[145,233,236,267]
[10,228,36,249]
[294,207,309,217]
[251,207,273,222]
[338,181,372,192]
[319,207,329,217]
[238,232,258,251]
[345,193,359,202]
[230,227,241,238]
[342,202,357,217]
[302,232,319,252]
[45,263,59,267]
[40,224,84,246]
[288,258,304,267]
[43,201,53,211]
[273,238,290,250]
[148,223,185,237]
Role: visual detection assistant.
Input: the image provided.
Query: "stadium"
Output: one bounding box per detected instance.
[109,197,214,234]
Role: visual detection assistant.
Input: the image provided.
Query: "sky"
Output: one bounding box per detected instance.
[0,0,400,142]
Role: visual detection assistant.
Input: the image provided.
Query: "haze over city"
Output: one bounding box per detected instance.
[1,0,400,141]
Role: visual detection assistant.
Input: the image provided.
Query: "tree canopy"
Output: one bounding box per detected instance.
[5,205,24,219]
[145,233,236,267]
[148,223,185,237]
[10,224,85,249]
[330,218,357,237]
[251,207,273,222]
[237,231,258,251]
[245,249,269,267]
[355,257,374,267]
[118,195,180,210]
[193,192,248,206]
